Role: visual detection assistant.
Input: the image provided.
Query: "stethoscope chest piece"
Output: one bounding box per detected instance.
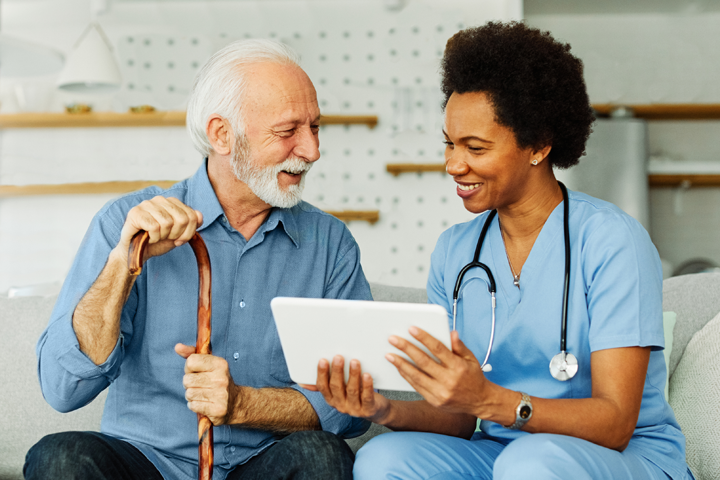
[549,351,578,381]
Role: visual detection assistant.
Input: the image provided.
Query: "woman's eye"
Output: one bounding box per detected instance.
[443,141,454,148]
[468,147,484,153]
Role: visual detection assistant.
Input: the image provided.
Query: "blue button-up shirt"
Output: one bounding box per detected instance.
[36,161,372,479]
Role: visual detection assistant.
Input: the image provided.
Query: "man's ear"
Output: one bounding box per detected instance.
[206,115,234,156]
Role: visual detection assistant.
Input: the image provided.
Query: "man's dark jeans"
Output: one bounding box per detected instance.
[24,430,355,479]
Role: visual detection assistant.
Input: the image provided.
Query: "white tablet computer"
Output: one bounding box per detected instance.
[270,297,451,392]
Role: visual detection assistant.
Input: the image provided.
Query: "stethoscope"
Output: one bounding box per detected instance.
[452,182,578,381]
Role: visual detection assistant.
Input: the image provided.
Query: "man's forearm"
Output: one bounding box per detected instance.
[229,386,321,434]
[73,249,136,365]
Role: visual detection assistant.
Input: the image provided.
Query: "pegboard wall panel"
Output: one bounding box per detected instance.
[0,0,520,292]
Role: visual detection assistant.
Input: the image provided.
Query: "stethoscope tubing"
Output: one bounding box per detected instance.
[451,182,572,379]
[560,183,571,354]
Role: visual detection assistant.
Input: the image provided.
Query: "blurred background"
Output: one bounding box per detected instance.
[1,0,720,295]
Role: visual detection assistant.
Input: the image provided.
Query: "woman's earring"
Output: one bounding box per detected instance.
[532,159,539,166]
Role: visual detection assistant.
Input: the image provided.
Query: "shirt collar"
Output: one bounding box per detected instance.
[263,206,301,249]
[185,160,301,248]
[184,159,225,232]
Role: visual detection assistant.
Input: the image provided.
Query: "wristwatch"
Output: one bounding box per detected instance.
[506,392,533,430]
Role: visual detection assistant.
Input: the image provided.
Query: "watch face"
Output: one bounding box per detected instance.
[519,405,532,420]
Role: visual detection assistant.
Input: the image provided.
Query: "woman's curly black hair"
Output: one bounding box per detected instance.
[441,22,594,169]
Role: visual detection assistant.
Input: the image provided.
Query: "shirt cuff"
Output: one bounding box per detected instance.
[291,384,370,438]
[48,311,124,379]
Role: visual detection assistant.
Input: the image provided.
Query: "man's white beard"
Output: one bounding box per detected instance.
[231,136,312,209]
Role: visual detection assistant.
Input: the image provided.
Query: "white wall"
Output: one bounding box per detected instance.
[8,2,717,292]
[0,0,522,293]
[526,12,720,275]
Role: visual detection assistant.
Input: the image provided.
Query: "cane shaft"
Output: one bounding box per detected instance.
[127,231,214,480]
[189,234,213,480]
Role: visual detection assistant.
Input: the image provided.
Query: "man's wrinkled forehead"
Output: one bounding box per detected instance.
[244,63,315,102]
[243,62,319,124]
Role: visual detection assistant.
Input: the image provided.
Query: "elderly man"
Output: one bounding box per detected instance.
[24,39,371,480]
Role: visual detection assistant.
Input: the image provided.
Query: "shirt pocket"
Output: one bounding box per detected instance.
[269,331,294,385]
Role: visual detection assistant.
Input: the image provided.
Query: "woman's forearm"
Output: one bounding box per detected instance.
[524,396,635,451]
[472,347,650,451]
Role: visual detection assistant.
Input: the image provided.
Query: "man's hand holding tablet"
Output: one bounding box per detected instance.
[300,355,392,424]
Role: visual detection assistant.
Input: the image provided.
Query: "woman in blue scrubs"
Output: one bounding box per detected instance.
[310,22,692,479]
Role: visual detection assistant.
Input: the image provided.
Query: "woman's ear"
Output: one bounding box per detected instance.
[531,145,553,165]
[206,115,234,156]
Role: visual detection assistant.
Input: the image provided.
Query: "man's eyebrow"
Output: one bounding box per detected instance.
[442,129,494,144]
[271,115,322,129]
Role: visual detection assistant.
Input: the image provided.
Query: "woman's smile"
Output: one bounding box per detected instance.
[456,182,483,198]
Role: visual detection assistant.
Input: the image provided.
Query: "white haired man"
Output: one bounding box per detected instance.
[24,39,371,480]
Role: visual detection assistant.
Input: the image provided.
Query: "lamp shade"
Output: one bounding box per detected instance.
[57,22,121,93]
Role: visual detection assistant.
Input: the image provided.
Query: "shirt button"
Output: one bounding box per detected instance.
[233,352,239,360]
[239,301,246,308]
[230,446,236,453]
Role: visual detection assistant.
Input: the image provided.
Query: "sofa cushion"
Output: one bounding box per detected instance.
[370,282,428,304]
[669,309,720,480]
[0,295,105,480]
[662,273,720,377]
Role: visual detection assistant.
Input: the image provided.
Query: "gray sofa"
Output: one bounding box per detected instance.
[2,276,719,480]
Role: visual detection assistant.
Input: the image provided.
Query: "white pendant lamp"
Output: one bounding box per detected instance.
[56,22,121,93]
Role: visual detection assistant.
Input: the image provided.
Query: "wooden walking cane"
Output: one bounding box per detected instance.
[128,230,214,480]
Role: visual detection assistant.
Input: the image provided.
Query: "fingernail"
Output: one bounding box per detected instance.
[385,353,395,363]
[333,355,344,364]
[350,359,359,369]
[388,336,398,346]
[409,326,419,335]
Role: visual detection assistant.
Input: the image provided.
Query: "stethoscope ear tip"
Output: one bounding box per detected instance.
[482,364,492,373]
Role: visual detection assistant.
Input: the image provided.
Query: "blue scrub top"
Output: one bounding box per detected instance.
[427,189,688,479]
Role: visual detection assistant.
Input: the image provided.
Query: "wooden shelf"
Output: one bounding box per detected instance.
[0,112,378,129]
[386,163,446,176]
[324,210,380,225]
[648,174,720,187]
[0,181,380,224]
[319,115,378,129]
[0,112,185,128]
[0,181,177,197]
[592,104,720,120]
[383,165,720,188]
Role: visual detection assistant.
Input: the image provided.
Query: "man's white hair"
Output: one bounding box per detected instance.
[186,39,301,157]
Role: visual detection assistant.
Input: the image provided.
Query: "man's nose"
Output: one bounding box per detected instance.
[294,127,320,163]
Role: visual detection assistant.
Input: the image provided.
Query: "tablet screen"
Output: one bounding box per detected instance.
[271,297,451,391]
